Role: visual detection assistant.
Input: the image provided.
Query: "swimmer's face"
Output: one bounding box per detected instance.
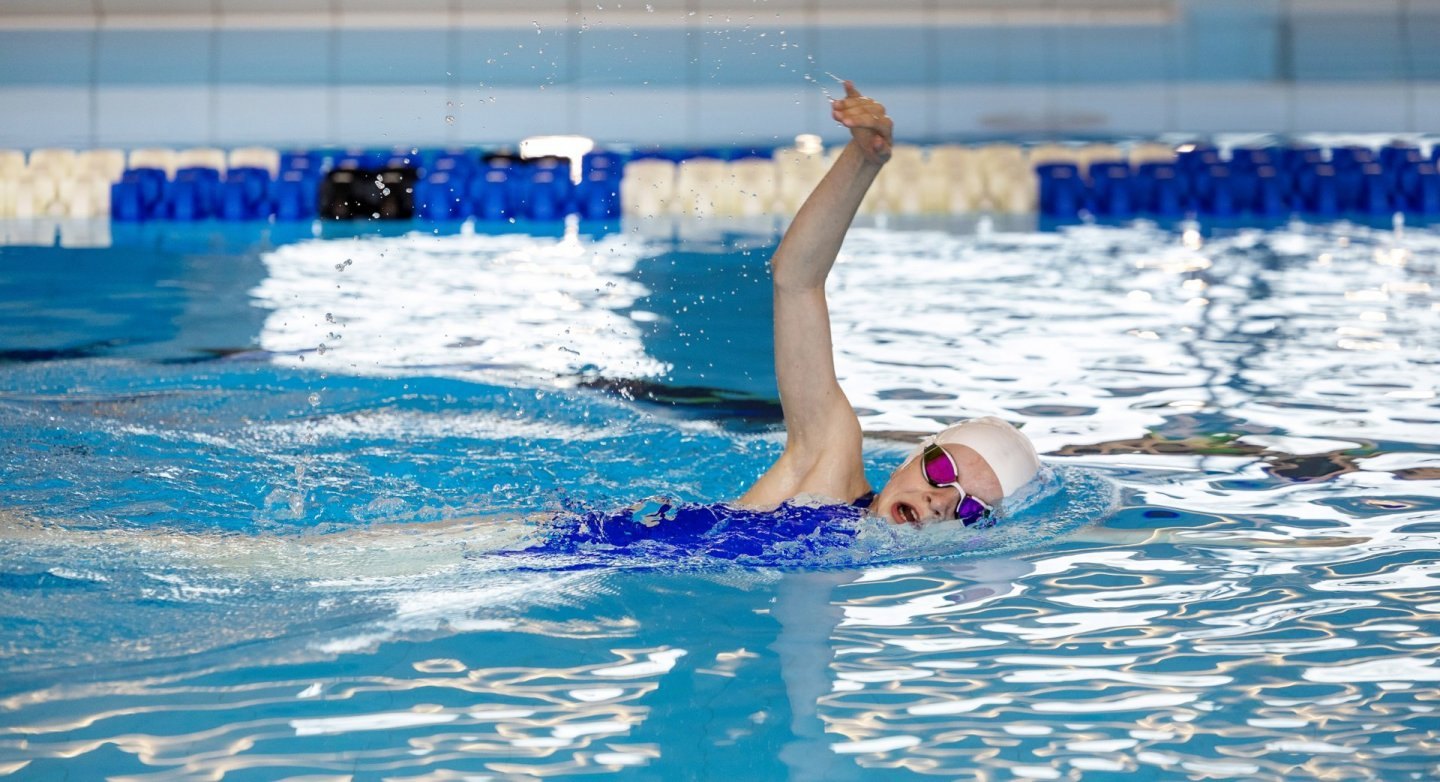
[874,444,1003,526]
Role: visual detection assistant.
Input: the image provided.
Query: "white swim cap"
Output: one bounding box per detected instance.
[914,416,1042,497]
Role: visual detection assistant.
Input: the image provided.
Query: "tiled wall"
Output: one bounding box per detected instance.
[2,0,1438,148]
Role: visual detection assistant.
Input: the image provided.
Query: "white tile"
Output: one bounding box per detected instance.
[214,85,329,147]
[445,87,575,146]
[0,87,93,148]
[933,85,1049,136]
[1412,84,1440,134]
[1050,84,1172,135]
[1173,83,1290,133]
[1292,83,1411,132]
[96,86,211,146]
[577,87,694,146]
[689,87,811,147]
[863,87,933,143]
[333,85,456,148]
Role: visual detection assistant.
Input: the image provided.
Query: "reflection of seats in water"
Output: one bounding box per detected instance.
[578,375,782,428]
[1052,433,1377,484]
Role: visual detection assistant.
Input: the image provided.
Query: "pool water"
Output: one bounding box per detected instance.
[1,216,1438,780]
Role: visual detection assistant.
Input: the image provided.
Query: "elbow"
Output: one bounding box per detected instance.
[771,267,824,295]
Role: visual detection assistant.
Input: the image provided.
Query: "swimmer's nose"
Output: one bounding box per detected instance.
[923,491,951,521]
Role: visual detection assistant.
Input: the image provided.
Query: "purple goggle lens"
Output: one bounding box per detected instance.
[921,443,993,526]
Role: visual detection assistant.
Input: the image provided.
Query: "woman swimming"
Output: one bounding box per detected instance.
[738,81,1042,526]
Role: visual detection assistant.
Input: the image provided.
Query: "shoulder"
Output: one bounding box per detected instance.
[738,435,870,509]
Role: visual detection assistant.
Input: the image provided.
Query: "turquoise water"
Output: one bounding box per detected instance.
[1,217,1438,780]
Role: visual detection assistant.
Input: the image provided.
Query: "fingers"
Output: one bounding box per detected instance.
[831,100,890,129]
[832,103,893,136]
[843,79,862,99]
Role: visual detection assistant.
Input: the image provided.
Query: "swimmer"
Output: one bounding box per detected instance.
[738,81,1042,525]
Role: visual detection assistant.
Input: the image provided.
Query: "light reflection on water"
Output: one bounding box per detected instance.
[0,218,1437,780]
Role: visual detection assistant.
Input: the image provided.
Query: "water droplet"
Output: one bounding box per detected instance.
[317,343,328,355]
[324,312,335,323]
[307,393,320,406]
[445,115,455,124]
[334,259,352,272]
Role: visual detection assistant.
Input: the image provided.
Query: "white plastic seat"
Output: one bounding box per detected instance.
[870,148,930,215]
[929,144,976,172]
[27,148,76,177]
[77,149,127,183]
[176,147,226,172]
[727,158,778,216]
[1027,143,1079,166]
[675,158,731,217]
[977,143,1026,171]
[620,159,678,217]
[12,174,56,219]
[927,145,983,214]
[992,168,1039,214]
[57,173,111,218]
[0,176,16,218]
[1128,142,1177,165]
[772,147,828,216]
[1078,143,1126,173]
[128,148,177,177]
[228,146,281,177]
[0,150,25,177]
[888,144,926,169]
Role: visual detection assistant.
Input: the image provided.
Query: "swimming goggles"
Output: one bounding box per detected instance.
[921,443,994,526]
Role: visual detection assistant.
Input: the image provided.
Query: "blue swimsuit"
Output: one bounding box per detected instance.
[526,493,874,562]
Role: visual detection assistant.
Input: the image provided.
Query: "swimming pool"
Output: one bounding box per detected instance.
[2,215,1438,780]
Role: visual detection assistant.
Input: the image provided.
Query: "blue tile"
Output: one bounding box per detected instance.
[217,30,329,85]
[696,25,799,86]
[996,27,1058,85]
[1054,26,1174,84]
[573,27,689,87]
[1181,16,1279,81]
[935,28,1006,85]
[336,29,448,85]
[1291,14,1406,81]
[455,27,574,88]
[1406,12,1440,80]
[814,27,927,87]
[98,30,211,85]
[0,31,93,86]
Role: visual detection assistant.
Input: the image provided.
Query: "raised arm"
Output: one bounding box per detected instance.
[739,82,893,506]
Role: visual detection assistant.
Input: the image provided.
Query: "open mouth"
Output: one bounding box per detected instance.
[890,502,920,525]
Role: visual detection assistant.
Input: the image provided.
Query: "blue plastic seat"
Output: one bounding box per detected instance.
[1035,163,1084,219]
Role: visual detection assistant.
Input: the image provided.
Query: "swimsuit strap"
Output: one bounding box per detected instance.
[851,491,876,509]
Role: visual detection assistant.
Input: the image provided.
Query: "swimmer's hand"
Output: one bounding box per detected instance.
[831,80,893,166]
